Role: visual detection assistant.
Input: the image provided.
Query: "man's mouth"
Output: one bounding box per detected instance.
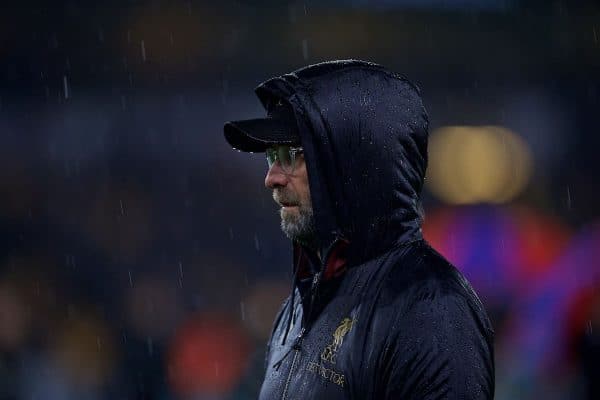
[274,191,298,208]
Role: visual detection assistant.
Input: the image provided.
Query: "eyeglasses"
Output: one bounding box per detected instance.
[266,145,304,174]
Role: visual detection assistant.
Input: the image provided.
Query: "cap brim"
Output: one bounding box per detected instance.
[224,118,299,153]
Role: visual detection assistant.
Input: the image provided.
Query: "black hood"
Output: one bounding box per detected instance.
[256,60,429,265]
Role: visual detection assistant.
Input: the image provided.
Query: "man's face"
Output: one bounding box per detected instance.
[264,147,316,245]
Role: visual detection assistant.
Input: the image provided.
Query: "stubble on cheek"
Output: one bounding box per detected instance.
[272,187,315,244]
[279,206,300,224]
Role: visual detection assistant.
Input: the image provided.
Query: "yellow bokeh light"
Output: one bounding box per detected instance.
[426,126,533,204]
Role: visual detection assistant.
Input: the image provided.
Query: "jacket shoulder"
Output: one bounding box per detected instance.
[378,240,493,334]
[372,242,495,398]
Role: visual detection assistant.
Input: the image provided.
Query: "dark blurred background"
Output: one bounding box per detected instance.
[1,0,599,399]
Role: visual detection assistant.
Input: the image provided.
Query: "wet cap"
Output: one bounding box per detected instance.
[224,100,300,153]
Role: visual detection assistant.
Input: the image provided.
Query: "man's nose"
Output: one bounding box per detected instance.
[265,162,289,189]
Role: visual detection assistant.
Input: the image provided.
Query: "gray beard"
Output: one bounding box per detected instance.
[280,205,318,251]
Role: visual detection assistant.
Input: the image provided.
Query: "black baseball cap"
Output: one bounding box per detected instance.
[224,99,300,153]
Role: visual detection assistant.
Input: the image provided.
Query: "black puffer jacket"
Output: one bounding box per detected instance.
[255,60,494,399]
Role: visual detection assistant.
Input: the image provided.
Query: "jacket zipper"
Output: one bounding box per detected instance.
[281,327,305,400]
[280,239,340,400]
[281,345,300,400]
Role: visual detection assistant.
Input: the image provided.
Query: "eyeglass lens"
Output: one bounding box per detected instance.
[266,146,297,172]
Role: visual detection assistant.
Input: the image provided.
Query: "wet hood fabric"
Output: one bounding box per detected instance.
[255,60,428,265]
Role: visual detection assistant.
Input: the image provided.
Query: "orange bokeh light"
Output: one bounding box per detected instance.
[167,313,251,397]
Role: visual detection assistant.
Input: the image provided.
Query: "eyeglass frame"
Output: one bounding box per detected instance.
[265,145,304,174]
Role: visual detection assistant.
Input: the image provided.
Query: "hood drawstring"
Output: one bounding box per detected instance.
[281,248,302,345]
[280,287,295,346]
[272,249,304,371]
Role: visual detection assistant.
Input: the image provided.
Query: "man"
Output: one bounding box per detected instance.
[224,60,494,399]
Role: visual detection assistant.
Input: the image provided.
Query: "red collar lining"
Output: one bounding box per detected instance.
[293,239,349,281]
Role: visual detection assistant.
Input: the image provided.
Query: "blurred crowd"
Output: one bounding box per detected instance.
[2,1,600,399]
[0,104,293,399]
[0,91,597,400]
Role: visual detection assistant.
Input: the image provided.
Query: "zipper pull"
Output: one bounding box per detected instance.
[312,272,320,286]
[273,327,306,370]
[311,272,322,295]
[292,327,306,350]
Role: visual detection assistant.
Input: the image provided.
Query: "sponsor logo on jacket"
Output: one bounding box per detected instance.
[321,317,355,364]
[306,316,356,388]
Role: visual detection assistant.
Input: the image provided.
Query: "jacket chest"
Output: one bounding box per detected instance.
[260,301,363,399]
